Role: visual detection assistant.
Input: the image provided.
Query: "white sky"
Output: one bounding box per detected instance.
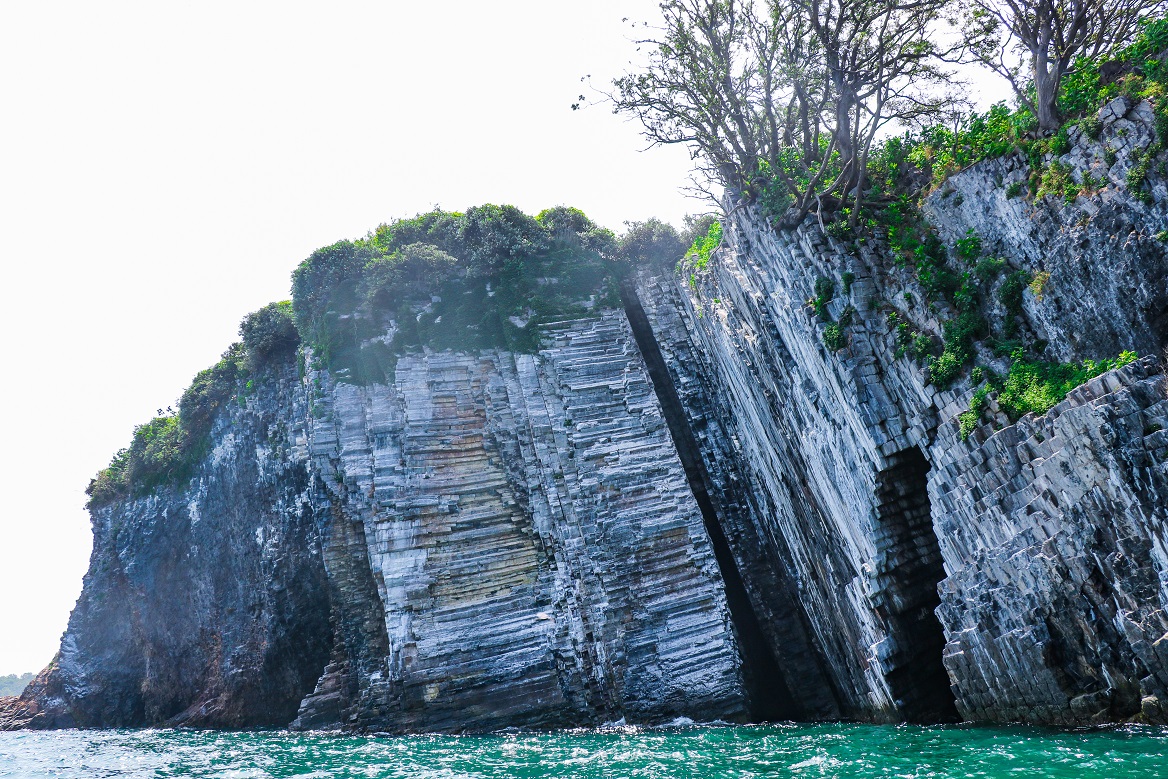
[0,1,1011,677]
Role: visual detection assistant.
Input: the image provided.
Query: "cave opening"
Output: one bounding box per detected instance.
[872,446,959,723]
[620,283,798,722]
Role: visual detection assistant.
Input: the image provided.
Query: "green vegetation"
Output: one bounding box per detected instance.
[240,301,300,368]
[680,220,723,283]
[87,205,651,509]
[810,276,835,320]
[0,673,33,697]
[822,306,856,352]
[87,343,250,508]
[998,270,1033,336]
[88,300,302,508]
[887,15,1168,202]
[619,218,687,268]
[959,351,1139,439]
[841,272,856,295]
[290,205,621,384]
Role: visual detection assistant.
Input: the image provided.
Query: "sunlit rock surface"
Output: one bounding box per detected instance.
[3,313,748,732]
[633,99,1168,722]
[294,312,748,731]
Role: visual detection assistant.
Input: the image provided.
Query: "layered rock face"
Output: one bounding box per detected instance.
[294,312,748,731]
[924,96,1168,362]
[4,312,749,731]
[632,99,1168,725]
[8,99,1168,732]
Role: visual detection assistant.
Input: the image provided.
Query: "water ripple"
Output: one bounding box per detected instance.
[0,723,1166,778]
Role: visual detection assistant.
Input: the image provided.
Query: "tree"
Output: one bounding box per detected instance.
[239,301,300,366]
[958,0,1168,132]
[619,218,687,267]
[794,0,955,224]
[611,0,954,228]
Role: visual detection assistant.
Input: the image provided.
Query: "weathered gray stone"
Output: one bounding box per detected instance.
[634,128,1168,724]
[4,312,749,732]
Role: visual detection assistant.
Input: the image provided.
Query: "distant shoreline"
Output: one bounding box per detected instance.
[0,675,33,698]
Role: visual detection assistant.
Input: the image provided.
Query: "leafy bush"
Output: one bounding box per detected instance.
[956,350,1139,438]
[958,383,993,441]
[811,276,835,320]
[996,350,1138,419]
[998,270,1033,336]
[240,301,300,367]
[619,218,686,268]
[955,230,982,262]
[684,220,723,272]
[823,322,846,351]
[289,205,622,383]
[1035,161,1080,202]
[929,311,987,386]
[841,272,856,295]
[974,256,1006,283]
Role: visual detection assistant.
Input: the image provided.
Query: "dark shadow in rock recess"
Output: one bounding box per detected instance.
[872,447,959,723]
[621,282,799,722]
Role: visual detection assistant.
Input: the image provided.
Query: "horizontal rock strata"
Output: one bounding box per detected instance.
[296,311,748,730]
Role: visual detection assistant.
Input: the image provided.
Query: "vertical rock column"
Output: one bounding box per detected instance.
[299,310,749,731]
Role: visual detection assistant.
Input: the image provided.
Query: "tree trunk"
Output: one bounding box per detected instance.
[835,91,856,192]
[1034,58,1061,133]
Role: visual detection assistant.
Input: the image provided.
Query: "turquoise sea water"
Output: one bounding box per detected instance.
[1,723,1166,778]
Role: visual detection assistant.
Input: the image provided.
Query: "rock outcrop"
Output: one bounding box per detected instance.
[3,363,332,729]
[6,98,1167,732]
[3,312,750,731]
[631,98,1168,725]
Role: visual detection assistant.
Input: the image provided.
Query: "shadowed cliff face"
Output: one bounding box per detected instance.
[2,361,333,730]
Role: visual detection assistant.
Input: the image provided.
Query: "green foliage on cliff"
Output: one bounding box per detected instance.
[888,15,1168,198]
[679,220,723,290]
[290,205,621,384]
[959,351,1140,439]
[86,300,295,508]
[240,301,300,367]
[618,218,686,268]
[87,344,249,508]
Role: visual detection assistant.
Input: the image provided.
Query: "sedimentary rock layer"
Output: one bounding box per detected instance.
[3,312,749,731]
[633,101,1168,723]
[295,311,748,730]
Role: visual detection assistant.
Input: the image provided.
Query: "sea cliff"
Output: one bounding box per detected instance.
[3,99,1167,732]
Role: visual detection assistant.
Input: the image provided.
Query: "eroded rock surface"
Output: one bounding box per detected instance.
[633,100,1168,723]
[8,100,1168,732]
[295,312,748,731]
[4,313,748,732]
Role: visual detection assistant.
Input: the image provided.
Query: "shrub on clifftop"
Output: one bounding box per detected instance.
[289,205,621,382]
[240,301,300,367]
[86,306,286,508]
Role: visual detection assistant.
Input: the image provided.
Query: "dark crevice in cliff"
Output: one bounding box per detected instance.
[294,492,393,730]
[872,447,959,723]
[620,283,797,722]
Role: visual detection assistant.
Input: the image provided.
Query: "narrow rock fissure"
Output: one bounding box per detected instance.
[872,447,959,723]
[619,283,797,722]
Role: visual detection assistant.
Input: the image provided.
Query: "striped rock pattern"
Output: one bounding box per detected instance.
[634,102,1168,723]
[933,358,1168,724]
[295,311,748,731]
